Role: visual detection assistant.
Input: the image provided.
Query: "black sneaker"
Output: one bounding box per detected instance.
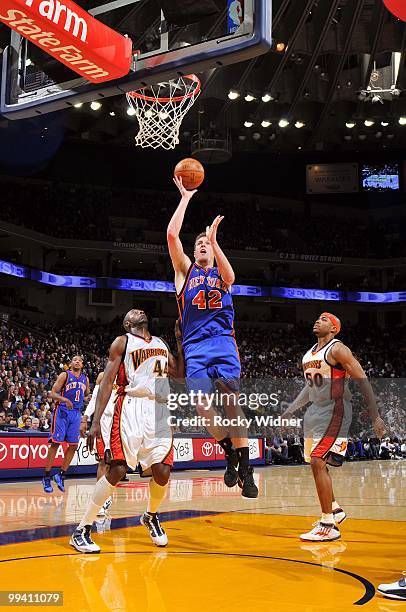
[238,466,258,498]
[224,449,239,487]
[69,525,101,553]
[140,512,168,547]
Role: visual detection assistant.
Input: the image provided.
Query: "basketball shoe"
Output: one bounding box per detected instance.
[238,466,259,499]
[140,512,168,547]
[42,475,53,493]
[224,449,239,487]
[69,526,101,553]
[53,472,65,492]
[300,521,341,542]
[333,507,347,524]
[377,572,406,600]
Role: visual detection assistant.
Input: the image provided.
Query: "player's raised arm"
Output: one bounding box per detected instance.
[168,319,185,381]
[167,176,194,274]
[330,342,386,438]
[87,336,126,451]
[206,215,235,286]
[51,372,72,408]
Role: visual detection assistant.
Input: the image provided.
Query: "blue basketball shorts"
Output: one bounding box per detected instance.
[184,334,241,394]
[49,405,81,444]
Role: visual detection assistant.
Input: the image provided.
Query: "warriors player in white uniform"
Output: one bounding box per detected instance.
[70,309,184,553]
[81,372,118,516]
[285,312,385,542]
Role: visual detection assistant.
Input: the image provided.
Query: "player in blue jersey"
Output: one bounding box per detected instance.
[42,355,90,493]
[167,176,258,498]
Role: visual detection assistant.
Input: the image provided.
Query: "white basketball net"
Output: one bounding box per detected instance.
[127,75,201,150]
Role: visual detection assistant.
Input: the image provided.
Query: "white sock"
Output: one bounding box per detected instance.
[321,513,334,524]
[78,476,115,529]
[332,501,340,511]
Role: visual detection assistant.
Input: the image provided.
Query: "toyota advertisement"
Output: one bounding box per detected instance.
[0,434,265,478]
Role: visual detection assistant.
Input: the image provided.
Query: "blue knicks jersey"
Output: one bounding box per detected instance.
[177,264,235,347]
[60,370,87,410]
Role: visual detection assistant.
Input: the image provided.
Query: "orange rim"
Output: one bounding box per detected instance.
[127,74,201,104]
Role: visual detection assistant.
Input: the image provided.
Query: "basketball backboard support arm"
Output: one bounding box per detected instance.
[1,0,271,119]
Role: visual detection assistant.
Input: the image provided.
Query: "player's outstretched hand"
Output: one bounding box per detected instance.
[206,215,224,245]
[173,175,197,200]
[373,415,386,439]
[87,420,101,453]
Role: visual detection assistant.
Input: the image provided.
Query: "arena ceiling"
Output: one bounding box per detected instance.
[0,0,405,153]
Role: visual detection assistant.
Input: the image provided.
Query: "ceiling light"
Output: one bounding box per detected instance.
[244,120,254,128]
[346,121,356,128]
[262,93,273,103]
[90,101,102,111]
[238,134,247,141]
[344,135,352,141]
[228,89,240,100]
[295,121,305,129]
[261,120,272,128]
[375,131,383,138]
[399,117,406,125]
[252,132,261,140]
[276,42,286,52]
[358,134,367,141]
[74,102,83,109]
[145,109,154,118]
[109,111,115,117]
[245,93,255,102]
[159,110,169,119]
[127,106,136,116]
[381,121,389,127]
[279,119,289,128]
[364,119,374,127]
[25,58,32,67]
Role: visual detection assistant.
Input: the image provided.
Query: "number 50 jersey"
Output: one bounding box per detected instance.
[177,263,235,348]
[302,339,352,407]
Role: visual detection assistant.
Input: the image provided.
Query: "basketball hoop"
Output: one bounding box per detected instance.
[127,74,201,150]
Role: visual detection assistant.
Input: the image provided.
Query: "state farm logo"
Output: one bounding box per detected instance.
[0,442,8,463]
[201,441,214,457]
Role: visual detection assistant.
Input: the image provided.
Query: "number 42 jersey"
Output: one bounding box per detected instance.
[177,263,235,348]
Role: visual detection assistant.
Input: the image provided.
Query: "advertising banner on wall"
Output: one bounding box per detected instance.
[306,163,359,194]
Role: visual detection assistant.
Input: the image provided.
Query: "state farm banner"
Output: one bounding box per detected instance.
[0,0,132,83]
[306,163,359,194]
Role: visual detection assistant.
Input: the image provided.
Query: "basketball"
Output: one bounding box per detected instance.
[174,158,205,190]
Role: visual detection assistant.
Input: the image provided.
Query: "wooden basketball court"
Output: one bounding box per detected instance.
[0,461,404,610]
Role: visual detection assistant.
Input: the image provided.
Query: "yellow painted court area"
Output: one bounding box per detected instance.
[0,462,404,611]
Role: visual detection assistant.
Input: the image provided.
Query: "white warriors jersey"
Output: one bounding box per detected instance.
[302,339,351,406]
[121,333,170,398]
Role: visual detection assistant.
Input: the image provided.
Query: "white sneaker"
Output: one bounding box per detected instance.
[140,512,168,547]
[300,521,341,542]
[97,496,112,517]
[333,507,347,524]
[378,572,406,600]
[69,526,101,553]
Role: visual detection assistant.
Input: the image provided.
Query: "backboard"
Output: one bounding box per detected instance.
[1,0,271,119]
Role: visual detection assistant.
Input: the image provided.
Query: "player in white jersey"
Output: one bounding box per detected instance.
[70,309,184,553]
[81,371,118,516]
[284,312,385,542]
